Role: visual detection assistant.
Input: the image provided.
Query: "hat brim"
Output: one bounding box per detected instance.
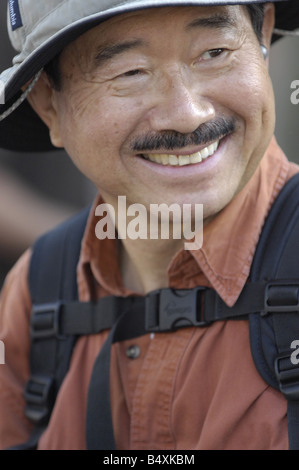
[0,0,298,152]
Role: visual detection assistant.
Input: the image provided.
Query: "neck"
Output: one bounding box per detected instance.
[119,237,184,294]
[98,192,195,293]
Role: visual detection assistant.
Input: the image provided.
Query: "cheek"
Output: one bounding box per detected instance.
[236,70,275,163]
[216,58,275,157]
[54,88,141,188]
[61,82,147,150]
[221,61,273,122]
[243,56,274,122]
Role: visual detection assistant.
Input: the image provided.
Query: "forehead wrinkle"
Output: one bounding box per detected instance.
[94,39,147,67]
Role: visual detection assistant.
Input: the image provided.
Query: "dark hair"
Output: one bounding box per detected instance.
[44,4,265,91]
[246,3,265,43]
[44,54,61,90]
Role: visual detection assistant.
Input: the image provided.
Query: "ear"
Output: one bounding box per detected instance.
[26,72,64,148]
[261,2,276,50]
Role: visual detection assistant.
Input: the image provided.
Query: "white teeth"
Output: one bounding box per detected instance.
[145,140,219,166]
[190,153,202,164]
[178,155,190,166]
[161,155,169,165]
[201,147,209,159]
[169,155,179,166]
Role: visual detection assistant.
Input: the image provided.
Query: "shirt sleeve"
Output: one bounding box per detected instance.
[0,249,34,449]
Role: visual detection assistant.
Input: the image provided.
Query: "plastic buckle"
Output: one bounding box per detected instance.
[24,375,54,424]
[145,287,209,332]
[30,302,63,339]
[275,353,299,401]
[263,280,299,315]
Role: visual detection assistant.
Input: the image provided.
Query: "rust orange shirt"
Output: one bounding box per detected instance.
[0,137,298,450]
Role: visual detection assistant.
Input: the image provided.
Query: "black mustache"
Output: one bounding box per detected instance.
[132,116,236,152]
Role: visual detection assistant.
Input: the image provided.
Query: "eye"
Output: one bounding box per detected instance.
[122,69,143,77]
[201,48,226,60]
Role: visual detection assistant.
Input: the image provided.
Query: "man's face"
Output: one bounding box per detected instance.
[47,5,275,221]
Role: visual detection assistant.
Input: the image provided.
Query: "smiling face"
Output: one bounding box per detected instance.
[32,5,275,222]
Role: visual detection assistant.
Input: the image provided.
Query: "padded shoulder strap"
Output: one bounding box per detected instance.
[249,172,299,449]
[29,206,90,304]
[11,206,90,450]
[249,173,299,387]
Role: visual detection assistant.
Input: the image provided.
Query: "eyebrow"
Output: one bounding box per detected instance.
[186,13,238,31]
[93,13,237,67]
[94,39,146,67]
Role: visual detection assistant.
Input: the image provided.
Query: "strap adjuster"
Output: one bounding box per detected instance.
[275,353,299,401]
[145,287,210,332]
[30,302,63,339]
[24,375,55,424]
[264,280,299,315]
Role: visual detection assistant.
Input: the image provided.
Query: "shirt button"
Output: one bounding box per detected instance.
[126,345,140,360]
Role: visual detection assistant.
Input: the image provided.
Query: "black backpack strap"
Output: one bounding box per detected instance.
[10,207,90,450]
[249,172,299,450]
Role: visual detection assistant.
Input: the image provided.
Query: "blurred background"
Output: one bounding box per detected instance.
[0,3,298,287]
[0,2,96,286]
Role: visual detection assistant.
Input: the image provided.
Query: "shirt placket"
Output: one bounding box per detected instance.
[128,329,196,450]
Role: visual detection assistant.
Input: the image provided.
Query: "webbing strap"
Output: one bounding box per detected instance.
[86,299,144,450]
[29,281,270,340]
[86,323,117,450]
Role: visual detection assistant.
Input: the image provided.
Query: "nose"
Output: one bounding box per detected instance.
[146,71,215,134]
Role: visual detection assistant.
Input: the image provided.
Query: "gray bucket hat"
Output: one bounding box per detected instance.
[0,0,298,152]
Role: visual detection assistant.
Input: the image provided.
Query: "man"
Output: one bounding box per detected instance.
[0,0,299,450]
